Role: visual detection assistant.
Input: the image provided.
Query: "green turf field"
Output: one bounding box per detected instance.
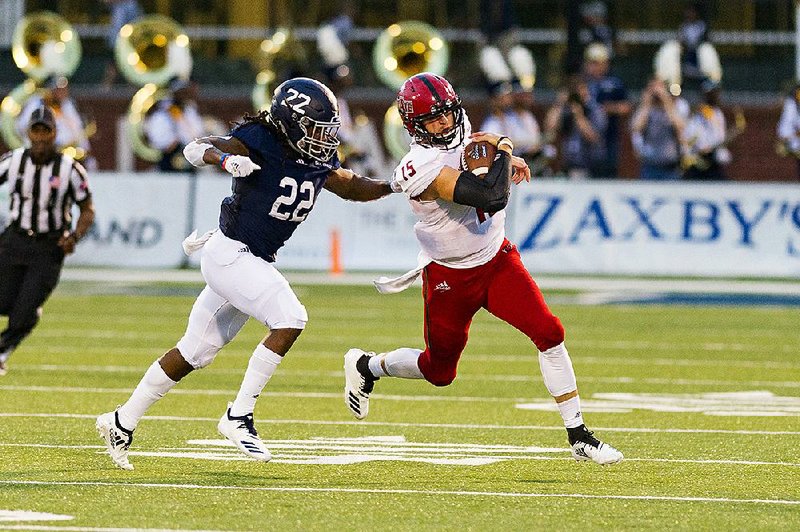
[1,282,799,531]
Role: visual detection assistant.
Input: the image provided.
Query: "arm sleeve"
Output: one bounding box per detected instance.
[452,151,511,212]
[68,160,91,203]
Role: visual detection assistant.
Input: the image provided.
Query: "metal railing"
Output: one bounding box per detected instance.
[69,23,795,47]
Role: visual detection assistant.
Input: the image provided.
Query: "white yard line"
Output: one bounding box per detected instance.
[2,480,798,506]
[3,383,800,408]
[7,364,800,389]
[0,527,237,532]
[0,412,798,435]
[1,442,798,468]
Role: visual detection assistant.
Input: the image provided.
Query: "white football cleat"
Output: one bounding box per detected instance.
[343,348,379,420]
[217,403,271,462]
[96,410,135,470]
[568,425,623,465]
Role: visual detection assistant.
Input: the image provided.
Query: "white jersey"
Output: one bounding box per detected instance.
[391,140,505,269]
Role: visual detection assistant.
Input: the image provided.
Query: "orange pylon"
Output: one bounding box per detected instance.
[330,228,343,276]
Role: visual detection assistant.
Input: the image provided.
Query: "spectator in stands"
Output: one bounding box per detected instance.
[583,43,630,178]
[579,1,617,59]
[777,83,800,180]
[317,8,385,176]
[323,63,385,175]
[479,0,518,43]
[545,75,606,180]
[325,65,357,154]
[682,79,730,180]
[144,77,204,173]
[481,80,543,172]
[631,78,685,181]
[678,2,709,90]
[17,76,95,169]
[102,0,143,88]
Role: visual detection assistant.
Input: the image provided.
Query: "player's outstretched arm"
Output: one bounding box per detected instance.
[183,136,260,177]
[324,167,395,201]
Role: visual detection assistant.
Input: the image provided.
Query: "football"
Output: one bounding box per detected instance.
[461,140,497,176]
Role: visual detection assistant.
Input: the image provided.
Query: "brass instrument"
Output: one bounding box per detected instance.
[373,21,449,160]
[115,15,192,163]
[372,21,448,90]
[12,11,81,82]
[1,12,81,150]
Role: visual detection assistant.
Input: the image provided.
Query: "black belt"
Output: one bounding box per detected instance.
[9,227,62,240]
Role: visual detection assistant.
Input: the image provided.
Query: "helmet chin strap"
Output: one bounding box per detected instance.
[435,110,471,151]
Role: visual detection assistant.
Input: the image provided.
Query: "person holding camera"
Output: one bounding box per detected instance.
[631,77,687,181]
[545,75,607,180]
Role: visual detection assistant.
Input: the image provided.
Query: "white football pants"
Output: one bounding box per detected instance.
[176,231,308,368]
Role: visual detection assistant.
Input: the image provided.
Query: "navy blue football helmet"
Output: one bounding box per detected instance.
[269,77,341,163]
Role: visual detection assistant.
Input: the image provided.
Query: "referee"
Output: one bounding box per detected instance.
[0,105,95,376]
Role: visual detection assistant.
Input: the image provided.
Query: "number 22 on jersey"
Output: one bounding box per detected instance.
[269,176,315,222]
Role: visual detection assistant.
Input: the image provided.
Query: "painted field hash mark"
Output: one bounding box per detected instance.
[0,510,73,522]
[132,435,567,465]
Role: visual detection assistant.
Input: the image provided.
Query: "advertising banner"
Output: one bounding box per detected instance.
[3,173,798,277]
[68,174,192,268]
[508,181,800,277]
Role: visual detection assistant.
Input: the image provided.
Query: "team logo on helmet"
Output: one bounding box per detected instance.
[398,98,414,116]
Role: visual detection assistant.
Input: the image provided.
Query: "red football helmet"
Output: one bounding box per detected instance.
[396,72,465,148]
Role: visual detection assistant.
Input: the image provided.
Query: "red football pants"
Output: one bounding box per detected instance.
[417,240,565,386]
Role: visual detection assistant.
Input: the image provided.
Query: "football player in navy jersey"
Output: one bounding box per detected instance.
[96,78,396,470]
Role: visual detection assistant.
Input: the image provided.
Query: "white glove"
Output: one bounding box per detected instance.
[181,228,216,256]
[183,140,211,167]
[221,154,261,177]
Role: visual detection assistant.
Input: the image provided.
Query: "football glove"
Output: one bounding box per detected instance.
[221,154,261,177]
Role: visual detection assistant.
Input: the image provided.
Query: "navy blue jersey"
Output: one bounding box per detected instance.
[219,122,340,262]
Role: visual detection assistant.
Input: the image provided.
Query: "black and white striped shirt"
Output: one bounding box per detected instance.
[0,148,91,236]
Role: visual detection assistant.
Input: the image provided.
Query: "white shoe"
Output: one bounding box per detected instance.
[568,426,623,465]
[96,411,135,470]
[343,348,378,420]
[0,349,10,376]
[217,403,271,462]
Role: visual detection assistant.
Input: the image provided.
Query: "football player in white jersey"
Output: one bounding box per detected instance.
[344,73,623,465]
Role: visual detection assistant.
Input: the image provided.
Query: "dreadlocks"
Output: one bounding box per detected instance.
[232,110,272,131]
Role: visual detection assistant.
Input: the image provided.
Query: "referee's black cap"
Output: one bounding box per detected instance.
[29,106,56,130]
